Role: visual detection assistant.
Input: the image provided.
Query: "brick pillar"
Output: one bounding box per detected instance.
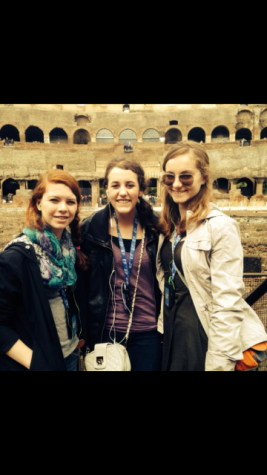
[44,134,50,144]
[229,178,240,194]
[18,180,26,189]
[253,126,261,141]
[90,180,100,207]
[19,131,26,143]
[255,178,265,195]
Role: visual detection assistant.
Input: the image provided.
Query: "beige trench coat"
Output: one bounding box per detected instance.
[156,203,267,371]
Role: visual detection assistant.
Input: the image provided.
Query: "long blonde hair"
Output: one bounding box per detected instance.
[159,141,212,236]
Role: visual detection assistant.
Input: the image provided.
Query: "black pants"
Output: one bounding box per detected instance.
[102,329,162,371]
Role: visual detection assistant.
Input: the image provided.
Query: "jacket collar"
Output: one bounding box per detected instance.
[82,204,158,246]
[186,202,224,221]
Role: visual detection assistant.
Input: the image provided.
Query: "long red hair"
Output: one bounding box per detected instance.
[26,169,89,271]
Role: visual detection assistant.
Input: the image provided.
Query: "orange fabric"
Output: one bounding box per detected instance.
[251,341,267,351]
[235,341,267,371]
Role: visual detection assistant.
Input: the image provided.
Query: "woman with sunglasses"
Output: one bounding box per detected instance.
[156,141,267,371]
[80,157,162,371]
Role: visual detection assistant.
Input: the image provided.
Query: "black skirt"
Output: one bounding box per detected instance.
[161,238,208,371]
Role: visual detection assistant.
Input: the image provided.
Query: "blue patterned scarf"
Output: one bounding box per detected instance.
[22,226,77,290]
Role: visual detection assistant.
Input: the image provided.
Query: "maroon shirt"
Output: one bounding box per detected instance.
[105,236,157,333]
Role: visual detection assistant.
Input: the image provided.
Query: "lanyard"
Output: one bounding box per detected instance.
[168,229,183,289]
[113,209,138,290]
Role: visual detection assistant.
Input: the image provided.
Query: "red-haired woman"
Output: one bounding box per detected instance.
[0,169,88,371]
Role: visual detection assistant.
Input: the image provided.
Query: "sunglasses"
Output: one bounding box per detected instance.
[162,173,194,186]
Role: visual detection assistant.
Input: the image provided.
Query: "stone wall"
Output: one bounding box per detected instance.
[1,207,266,273]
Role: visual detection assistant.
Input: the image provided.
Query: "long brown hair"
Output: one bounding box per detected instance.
[103,156,159,233]
[159,141,212,236]
[25,169,89,271]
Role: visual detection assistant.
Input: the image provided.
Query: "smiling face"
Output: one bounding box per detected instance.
[106,167,143,218]
[165,153,205,212]
[38,182,78,239]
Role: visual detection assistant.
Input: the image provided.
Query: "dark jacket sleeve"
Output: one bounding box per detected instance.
[0,250,22,354]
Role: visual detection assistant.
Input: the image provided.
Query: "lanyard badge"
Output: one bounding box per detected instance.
[113,209,138,313]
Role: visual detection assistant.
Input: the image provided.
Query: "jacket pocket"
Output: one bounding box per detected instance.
[29,341,50,371]
[186,239,212,251]
[186,239,211,272]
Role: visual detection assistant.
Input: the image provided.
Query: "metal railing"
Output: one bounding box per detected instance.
[243,274,267,371]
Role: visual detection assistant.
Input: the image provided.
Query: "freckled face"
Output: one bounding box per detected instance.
[39,182,78,239]
[107,167,143,217]
[165,154,205,211]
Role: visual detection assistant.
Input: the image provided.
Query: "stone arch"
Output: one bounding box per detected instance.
[119,129,138,143]
[25,126,44,143]
[0,124,20,141]
[236,128,252,142]
[260,127,267,139]
[260,108,267,129]
[49,128,68,144]
[142,128,160,142]
[73,128,91,144]
[211,126,230,143]
[237,177,255,197]
[96,129,114,143]
[236,110,253,130]
[165,128,182,144]
[188,127,206,143]
[123,104,130,112]
[213,177,229,193]
[2,178,20,199]
[74,114,91,126]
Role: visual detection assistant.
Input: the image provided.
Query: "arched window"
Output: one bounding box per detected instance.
[73,129,90,144]
[25,126,44,143]
[78,180,92,196]
[237,177,255,197]
[2,178,20,199]
[165,128,182,144]
[260,127,267,140]
[0,124,20,142]
[123,104,130,112]
[263,178,267,195]
[142,129,160,142]
[188,127,205,143]
[96,129,114,143]
[236,110,253,130]
[211,126,229,143]
[119,129,137,143]
[49,128,68,144]
[236,128,252,145]
[213,178,229,193]
[28,180,38,190]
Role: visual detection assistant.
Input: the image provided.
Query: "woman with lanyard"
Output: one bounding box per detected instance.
[156,141,267,371]
[80,157,162,371]
[0,169,88,371]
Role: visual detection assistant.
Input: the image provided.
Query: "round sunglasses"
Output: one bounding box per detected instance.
[162,173,194,187]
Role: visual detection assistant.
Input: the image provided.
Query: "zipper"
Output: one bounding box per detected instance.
[72,282,82,339]
[100,255,116,343]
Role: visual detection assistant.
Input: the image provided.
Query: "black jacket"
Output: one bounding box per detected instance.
[0,242,84,371]
[80,205,161,350]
